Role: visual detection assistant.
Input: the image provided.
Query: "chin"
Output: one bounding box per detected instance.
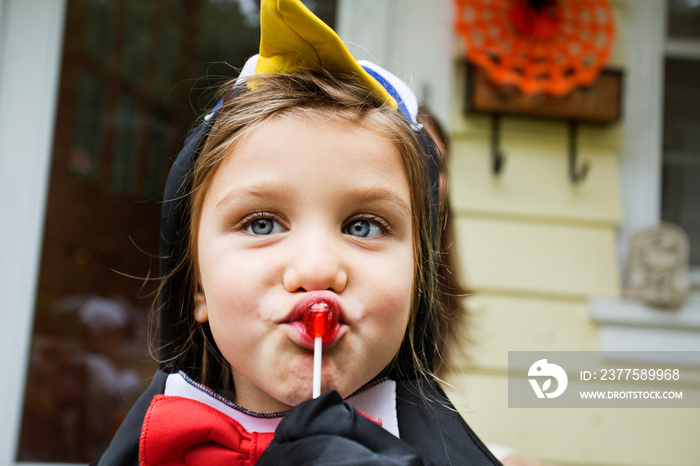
[276,377,344,408]
[275,375,314,407]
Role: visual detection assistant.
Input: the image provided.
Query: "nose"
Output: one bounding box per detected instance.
[283,230,348,293]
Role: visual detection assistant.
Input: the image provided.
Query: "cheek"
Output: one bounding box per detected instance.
[376,280,412,323]
[368,254,414,339]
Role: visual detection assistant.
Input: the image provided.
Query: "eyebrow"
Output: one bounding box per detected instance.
[215,182,411,215]
[215,181,293,210]
[347,187,412,215]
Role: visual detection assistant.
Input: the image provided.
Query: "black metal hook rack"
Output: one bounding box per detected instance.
[490,115,590,184]
[466,63,623,185]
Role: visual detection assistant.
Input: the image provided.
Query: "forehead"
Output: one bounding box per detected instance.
[203,114,412,208]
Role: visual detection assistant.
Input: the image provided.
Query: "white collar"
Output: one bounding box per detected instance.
[164,371,399,438]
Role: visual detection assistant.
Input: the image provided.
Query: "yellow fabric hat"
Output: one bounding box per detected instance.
[255,0,398,110]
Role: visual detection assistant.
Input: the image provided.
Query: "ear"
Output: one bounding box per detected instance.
[194,291,209,323]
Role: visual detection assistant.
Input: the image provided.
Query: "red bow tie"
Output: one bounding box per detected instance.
[139,395,275,465]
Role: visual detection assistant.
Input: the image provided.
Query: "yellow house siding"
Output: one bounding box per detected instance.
[446,110,627,462]
[443,2,666,463]
[450,137,623,226]
[445,373,700,466]
[450,295,599,372]
[456,217,621,299]
[444,3,700,465]
[451,107,625,155]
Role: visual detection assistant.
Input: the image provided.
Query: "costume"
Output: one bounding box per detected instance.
[95,1,501,464]
[96,369,498,465]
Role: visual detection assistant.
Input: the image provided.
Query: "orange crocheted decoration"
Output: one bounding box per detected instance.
[455,0,615,97]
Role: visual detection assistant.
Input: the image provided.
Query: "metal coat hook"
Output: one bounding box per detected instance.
[568,120,590,184]
[491,114,506,175]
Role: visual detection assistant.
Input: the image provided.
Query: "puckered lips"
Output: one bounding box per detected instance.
[282,291,344,350]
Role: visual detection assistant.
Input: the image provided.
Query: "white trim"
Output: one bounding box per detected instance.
[337,0,393,67]
[665,37,700,60]
[690,268,700,287]
[0,0,5,39]
[164,371,400,438]
[590,297,700,331]
[336,0,454,130]
[0,0,67,463]
[616,0,666,273]
[598,326,700,367]
[164,372,285,433]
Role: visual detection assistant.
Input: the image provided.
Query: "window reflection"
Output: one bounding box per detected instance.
[661,59,700,266]
[667,0,700,40]
[17,0,337,461]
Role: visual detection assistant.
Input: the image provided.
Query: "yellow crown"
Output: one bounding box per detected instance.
[255,0,398,110]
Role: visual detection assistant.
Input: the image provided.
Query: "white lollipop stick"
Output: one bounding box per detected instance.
[304,305,338,399]
[313,336,322,398]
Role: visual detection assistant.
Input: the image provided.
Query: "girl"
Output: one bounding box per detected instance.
[97,1,500,464]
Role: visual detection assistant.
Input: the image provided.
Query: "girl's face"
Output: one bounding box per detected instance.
[194,114,415,413]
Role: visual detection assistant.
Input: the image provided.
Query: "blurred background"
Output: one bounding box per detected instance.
[0,0,698,464]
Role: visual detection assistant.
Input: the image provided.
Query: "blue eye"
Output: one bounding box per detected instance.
[245,217,284,235]
[344,219,383,238]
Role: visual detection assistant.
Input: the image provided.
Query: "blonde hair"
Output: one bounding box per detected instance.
[161,71,437,391]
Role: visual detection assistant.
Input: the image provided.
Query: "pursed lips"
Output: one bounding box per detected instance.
[280,291,345,349]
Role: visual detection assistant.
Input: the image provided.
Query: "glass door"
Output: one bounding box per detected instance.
[16,0,336,462]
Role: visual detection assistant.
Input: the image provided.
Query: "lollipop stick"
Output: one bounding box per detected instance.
[313,336,322,398]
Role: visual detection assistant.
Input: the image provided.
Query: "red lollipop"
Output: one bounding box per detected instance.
[302,300,339,399]
[302,301,339,343]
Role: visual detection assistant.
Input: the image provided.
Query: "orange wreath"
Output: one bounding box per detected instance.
[454,0,615,97]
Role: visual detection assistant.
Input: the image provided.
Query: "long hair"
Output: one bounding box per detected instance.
[417,106,471,375]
